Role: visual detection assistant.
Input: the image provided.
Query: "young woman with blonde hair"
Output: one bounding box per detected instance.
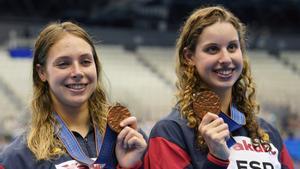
[0,21,146,169]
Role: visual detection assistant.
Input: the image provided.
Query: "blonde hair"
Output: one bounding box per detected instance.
[175,6,269,150]
[28,21,108,160]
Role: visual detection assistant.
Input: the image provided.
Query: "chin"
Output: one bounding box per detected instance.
[212,82,235,91]
[67,98,89,107]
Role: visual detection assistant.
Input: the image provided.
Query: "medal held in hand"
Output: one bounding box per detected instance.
[94,103,132,167]
[107,103,132,133]
[192,90,246,147]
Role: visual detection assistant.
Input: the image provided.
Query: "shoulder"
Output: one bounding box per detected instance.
[257,117,283,148]
[1,135,29,157]
[149,107,193,147]
[0,135,40,169]
[150,107,187,135]
[257,117,281,138]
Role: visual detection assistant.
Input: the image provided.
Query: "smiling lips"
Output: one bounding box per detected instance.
[66,83,87,90]
[214,68,235,78]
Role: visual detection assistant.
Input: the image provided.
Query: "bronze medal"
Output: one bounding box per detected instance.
[107,103,131,133]
[192,90,221,119]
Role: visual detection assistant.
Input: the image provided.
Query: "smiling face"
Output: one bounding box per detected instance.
[187,21,243,94]
[37,33,97,110]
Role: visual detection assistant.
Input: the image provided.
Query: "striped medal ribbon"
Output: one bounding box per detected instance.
[54,113,118,168]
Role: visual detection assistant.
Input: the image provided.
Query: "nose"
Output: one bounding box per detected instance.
[71,63,84,80]
[218,49,232,65]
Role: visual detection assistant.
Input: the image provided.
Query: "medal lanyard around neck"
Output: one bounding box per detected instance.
[54,112,118,168]
[219,104,246,147]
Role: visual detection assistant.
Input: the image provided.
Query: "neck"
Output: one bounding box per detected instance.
[54,103,91,137]
[215,88,232,116]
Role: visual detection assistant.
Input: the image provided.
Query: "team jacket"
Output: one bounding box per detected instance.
[0,127,143,169]
[143,107,294,169]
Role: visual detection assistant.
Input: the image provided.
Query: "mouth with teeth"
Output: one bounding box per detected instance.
[214,68,234,79]
[65,83,87,90]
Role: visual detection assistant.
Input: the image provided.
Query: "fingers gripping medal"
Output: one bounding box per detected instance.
[192,90,221,120]
[93,103,131,167]
[192,90,231,146]
[192,90,244,147]
[107,103,131,133]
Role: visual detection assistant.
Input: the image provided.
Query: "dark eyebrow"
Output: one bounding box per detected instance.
[53,53,93,60]
[78,53,93,59]
[202,42,219,48]
[53,56,70,61]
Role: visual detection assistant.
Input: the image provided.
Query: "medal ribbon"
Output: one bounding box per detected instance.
[54,113,118,168]
[219,104,246,147]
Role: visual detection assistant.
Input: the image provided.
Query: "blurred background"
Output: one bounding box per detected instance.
[0,0,299,165]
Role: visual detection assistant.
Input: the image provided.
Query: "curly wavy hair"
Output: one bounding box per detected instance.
[175,6,270,150]
[28,21,108,160]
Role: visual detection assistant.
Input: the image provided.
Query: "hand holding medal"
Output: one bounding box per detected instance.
[107,103,132,133]
[192,90,244,147]
[107,103,146,168]
[192,90,232,160]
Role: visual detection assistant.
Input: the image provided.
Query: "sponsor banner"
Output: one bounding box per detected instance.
[228,136,281,169]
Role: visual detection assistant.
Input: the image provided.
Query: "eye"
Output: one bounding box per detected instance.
[204,45,219,55]
[55,61,70,69]
[81,59,93,66]
[227,43,238,53]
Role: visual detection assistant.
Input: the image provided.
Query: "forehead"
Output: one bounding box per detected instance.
[198,22,239,44]
[47,33,92,60]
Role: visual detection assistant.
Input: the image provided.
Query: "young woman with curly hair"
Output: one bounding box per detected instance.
[144,5,294,169]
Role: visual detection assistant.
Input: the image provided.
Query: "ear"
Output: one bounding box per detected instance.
[36,64,47,82]
[183,47,195,66]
